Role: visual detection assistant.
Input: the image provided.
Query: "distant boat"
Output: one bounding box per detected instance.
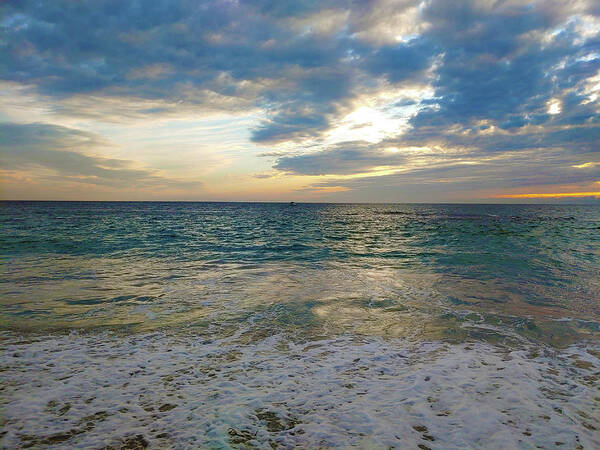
[289,201,297,206]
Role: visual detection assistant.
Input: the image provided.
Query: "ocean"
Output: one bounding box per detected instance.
[1,201,599,448]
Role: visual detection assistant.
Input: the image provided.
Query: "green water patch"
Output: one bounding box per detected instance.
[233,300,326,344]
[446,296,481,306]
[227,294,600,348]
[425,313,516,346]
[427,309,600,348]
[351,298,397,309]
[267,300,322,327]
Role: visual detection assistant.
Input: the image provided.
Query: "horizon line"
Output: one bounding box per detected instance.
[1,199,597,206]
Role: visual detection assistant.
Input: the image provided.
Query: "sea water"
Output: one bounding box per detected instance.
[1,202,599,448]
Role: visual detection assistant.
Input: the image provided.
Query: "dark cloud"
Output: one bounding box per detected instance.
[365,38,437,83]
[394,123,600,155]
[0,122,201,189]
[251,67,357,142]
[274,141,409,175]
[251,103,333,143]
[408,0,600,132]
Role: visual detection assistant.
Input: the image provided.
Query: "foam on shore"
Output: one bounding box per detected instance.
[2,331,598,448]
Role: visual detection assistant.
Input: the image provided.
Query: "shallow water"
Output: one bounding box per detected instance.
[1,202,599,448]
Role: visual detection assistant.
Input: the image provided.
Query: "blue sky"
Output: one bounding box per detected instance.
[1,0,599,202]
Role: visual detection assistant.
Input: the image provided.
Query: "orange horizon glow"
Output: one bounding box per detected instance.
[494,192,600,199]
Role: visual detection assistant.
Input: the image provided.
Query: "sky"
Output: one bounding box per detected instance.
[1,0,599,202]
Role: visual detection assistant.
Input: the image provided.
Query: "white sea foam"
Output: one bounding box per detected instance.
[1,331,598,448]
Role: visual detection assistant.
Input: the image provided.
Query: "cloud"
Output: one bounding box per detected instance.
[257,151,288,158]
[0,1,348,136]
[271,133,599,201]
[408,0,600,132]
[252,172,277,179]
[251,105,332,143]
[0,122,201,189]
[365,38,437,83]
[300,146,600,195]
[393,122,600,157]
[274,141,409,175]
[0,1,443,141]
[1,0,599,200]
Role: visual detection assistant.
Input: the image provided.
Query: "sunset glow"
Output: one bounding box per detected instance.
[495,192,600,199]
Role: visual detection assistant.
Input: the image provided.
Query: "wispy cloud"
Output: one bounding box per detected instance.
[0,122,201,189]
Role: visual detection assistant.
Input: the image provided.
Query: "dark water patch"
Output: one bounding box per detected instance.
[12,309,50,316]
[446,296,480,306]
[380,211,411,215]
[64,298,111,305]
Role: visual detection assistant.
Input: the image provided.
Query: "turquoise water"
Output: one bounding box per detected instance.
[1,202,599,448]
